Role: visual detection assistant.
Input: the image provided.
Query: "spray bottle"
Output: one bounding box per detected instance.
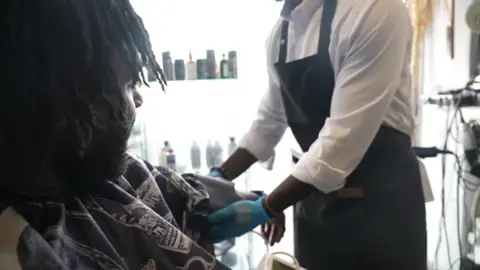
[227,137,237,156]
[213,140,224,167]
[166,148,176,171]
[158,141,170,167]
[206,140,214,169]
[190,141,202,171]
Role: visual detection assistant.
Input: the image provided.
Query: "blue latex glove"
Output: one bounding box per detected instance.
[208,196,272,242]
[208,168,224,178]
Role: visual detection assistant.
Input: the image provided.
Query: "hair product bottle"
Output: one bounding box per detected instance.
[186,51,197,80]
[166,148,176,171]
[174,60,185,80]
[227,137,237,156]
[227,51,237,79]
[206,50,217,79]
[162,51,174,81]
[206,140,215,169]
[190,141,202,171]
[213,140,224,167]
[158,141,170,167]
[220,54,229,79]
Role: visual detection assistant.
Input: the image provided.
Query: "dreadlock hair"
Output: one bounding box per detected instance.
[1,0,165,192]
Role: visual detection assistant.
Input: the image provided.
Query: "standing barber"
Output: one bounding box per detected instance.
[207,0,427,269]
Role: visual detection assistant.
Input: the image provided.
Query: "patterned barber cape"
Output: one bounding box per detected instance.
[0,155,230,270]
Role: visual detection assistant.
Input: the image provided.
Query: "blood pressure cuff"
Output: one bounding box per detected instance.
[180,174,263,256]
[0,155,231,270]
[185,174,262,211]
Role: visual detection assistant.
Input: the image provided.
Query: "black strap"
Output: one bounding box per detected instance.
[278,0,338,64]
[278,20,289,64]
[318,0,337,54]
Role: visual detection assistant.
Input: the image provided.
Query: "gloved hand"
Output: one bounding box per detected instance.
[208,168,224,178]
[207,196,272,242]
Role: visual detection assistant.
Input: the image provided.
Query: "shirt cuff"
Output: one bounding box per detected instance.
[238,130,275,163]
[291,154,348,193]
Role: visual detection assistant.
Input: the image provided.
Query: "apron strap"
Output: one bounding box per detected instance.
[317,0,337,54]
[278,20,289,64]
[278,0,337,64]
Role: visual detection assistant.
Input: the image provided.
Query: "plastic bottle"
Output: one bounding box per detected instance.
[190,141,202,171]
[162,51,174,81]
[174,60,185,80]
[220,54,229,79]
[227,137,237,156]
[213,140,224,167]
[206,50,217,79]
[159,141,170,167]
[227,51,237,79]
[186,51,197,80]
[166,148,176,171]
[206,140,215,169]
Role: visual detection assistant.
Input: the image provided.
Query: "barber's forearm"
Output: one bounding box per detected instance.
[221,148,257,181]
[265,175,316,214]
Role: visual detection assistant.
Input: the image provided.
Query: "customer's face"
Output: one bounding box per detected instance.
[113,51,137,126]
[52,50,140,190]
[132,88,144,108]
[0,0,164,192]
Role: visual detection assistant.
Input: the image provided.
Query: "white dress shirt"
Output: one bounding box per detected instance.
[239,0,414,193]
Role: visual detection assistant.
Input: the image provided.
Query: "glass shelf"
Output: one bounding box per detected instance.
[134,77,265,166]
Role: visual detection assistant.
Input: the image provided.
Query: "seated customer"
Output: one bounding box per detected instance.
[0,1,228,269]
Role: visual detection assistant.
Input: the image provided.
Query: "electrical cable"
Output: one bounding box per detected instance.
[416,145,468,270]
[423,95,463,269]
[442,121,480,268]
[439,100,460,268]
[417,82,480,269]
[443,94,472,270]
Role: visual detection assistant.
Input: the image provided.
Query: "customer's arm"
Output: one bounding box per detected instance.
[221,76,288,180]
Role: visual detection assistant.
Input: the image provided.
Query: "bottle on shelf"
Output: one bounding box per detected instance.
[186,51,197,80]
[206,140,215,169]
[174,60,185,80]
[166,148,176,171]
[206,50,217,79]
[213,140,224,167]
[227,51,237,79]
[158,141,170,167]
[190,141,202,171]
[227,137,237,156]
[162,51,175,81]
[197,59,207,79]
[147,63,156,82]
[220,54,229,79]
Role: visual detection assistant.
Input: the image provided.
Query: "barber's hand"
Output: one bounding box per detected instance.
[207,196,272,242]
[261,212,285,246]
[208,168,224,179]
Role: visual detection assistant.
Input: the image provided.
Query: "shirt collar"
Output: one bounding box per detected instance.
[280,0,323,25]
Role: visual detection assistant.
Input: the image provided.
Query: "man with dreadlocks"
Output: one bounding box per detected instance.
[0,1,229,269]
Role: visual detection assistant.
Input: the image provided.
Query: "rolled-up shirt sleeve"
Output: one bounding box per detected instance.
[292,1,411,192]
[238,75,289,163]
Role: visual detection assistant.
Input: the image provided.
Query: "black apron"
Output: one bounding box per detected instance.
[275,1,427,269]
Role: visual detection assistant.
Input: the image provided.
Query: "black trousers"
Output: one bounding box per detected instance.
[293,127,427,270]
